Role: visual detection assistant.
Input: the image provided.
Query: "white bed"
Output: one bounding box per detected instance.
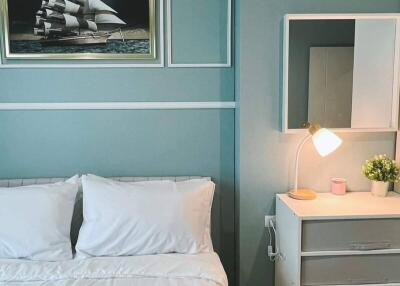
[0,176,228,286]
[0,252,228,286]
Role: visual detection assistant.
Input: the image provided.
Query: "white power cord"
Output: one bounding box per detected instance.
[266,218,281,261]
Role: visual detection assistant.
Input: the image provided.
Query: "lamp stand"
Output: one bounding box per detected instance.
[288,189,316,200]
[289,133,317,200]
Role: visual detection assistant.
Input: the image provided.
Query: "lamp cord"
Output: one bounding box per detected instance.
[266,219,282,261]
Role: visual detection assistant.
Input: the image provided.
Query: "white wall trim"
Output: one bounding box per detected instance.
[0,0,164,69]
[0,63,162,69]
[0,101,236,110]
[286,13,400,20]
[391,18,400,131]
[284,127,398,134]
[167,0,232,68]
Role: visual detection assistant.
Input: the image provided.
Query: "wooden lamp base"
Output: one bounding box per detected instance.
[288,189,317,200]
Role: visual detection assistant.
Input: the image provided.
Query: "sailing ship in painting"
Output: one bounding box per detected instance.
[2,0,154,58]
[34,0,126,46]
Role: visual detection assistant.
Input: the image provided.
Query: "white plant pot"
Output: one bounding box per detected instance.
[371,181,389,197]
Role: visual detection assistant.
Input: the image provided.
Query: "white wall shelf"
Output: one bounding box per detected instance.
[282,13,400,133]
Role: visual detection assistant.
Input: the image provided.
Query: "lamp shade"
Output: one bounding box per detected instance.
[311,128,342,157]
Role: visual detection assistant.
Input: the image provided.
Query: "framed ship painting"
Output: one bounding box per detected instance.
[0,0,156,60]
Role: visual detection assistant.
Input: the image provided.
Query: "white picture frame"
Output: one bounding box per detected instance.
[0,0,165,68]
[166,0,232,68]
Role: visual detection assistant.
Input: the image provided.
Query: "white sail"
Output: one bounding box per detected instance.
[34,27,45,35]
[36,9,63,26]
[63,13,80,27]
[95,12,126,25]
[37,17,97,35]
[43,0,82,14]
[87,0,117,13]
[64,0,81,13]
[86,20,98,31]
[36,16,44,26]
[36,9,63,20]
[64,14,97,31]
[46,8,63,17]
[42,21,62,35]
[34,0,125,40]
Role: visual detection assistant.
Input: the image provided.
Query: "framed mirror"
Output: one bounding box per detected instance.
[282,14,400,133]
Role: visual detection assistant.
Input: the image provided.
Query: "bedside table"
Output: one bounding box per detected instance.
[275,192,400,286]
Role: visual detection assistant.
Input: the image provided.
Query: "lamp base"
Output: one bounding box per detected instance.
[288,189,317,200]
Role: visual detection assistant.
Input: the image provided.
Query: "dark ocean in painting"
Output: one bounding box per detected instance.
[10,39,149,54]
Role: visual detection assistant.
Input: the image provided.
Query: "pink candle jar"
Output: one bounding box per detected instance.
[331,178,346,195]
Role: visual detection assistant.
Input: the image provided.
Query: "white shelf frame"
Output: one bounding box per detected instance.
[282,13,400,134]
[166,0,232,68]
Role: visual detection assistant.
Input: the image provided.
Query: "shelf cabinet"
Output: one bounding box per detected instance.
[275,192,400,286]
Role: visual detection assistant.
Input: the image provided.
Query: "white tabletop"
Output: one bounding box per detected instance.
[277,191,400,220]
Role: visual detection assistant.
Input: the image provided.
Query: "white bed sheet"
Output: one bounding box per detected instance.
[0,252,228,286]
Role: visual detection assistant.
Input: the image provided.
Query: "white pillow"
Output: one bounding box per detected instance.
[0,176,79,261]
[75,175,215,257]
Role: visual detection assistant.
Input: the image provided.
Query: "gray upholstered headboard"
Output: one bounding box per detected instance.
[0,176,211,246]
[0,176,210,187]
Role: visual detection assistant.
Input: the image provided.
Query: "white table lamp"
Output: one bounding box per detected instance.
[289,123,342,200]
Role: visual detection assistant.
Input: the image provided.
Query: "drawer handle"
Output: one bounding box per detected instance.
[350,241,391,250]
[348,278,389,284]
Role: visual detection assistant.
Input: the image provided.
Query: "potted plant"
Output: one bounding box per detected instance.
[362,155,400,197]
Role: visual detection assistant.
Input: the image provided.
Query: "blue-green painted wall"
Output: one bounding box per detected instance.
[171,0,229,64]
[0,110,236,284]
[0,69,234,102]
[3,1,400,286]
[236,1,399,286]
[0,0,235,284]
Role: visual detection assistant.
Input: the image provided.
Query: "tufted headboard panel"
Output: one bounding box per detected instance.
[0,176,211,247]
[0,176,210,187]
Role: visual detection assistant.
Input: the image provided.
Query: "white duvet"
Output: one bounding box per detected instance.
[0,252,228,286]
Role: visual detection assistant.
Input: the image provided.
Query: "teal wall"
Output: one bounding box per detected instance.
[0,0,235,284]
[3,1,400,286]
[236,1,399,286]
[171,0,229,64]
[0,68,234,102]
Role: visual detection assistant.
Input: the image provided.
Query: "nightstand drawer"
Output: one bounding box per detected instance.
[302,219,400,251]
[302,254,400,285]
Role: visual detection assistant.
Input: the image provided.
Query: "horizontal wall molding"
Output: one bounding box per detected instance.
[0,101,236,110]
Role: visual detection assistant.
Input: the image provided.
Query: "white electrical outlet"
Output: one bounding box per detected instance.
[265,215,276,227]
